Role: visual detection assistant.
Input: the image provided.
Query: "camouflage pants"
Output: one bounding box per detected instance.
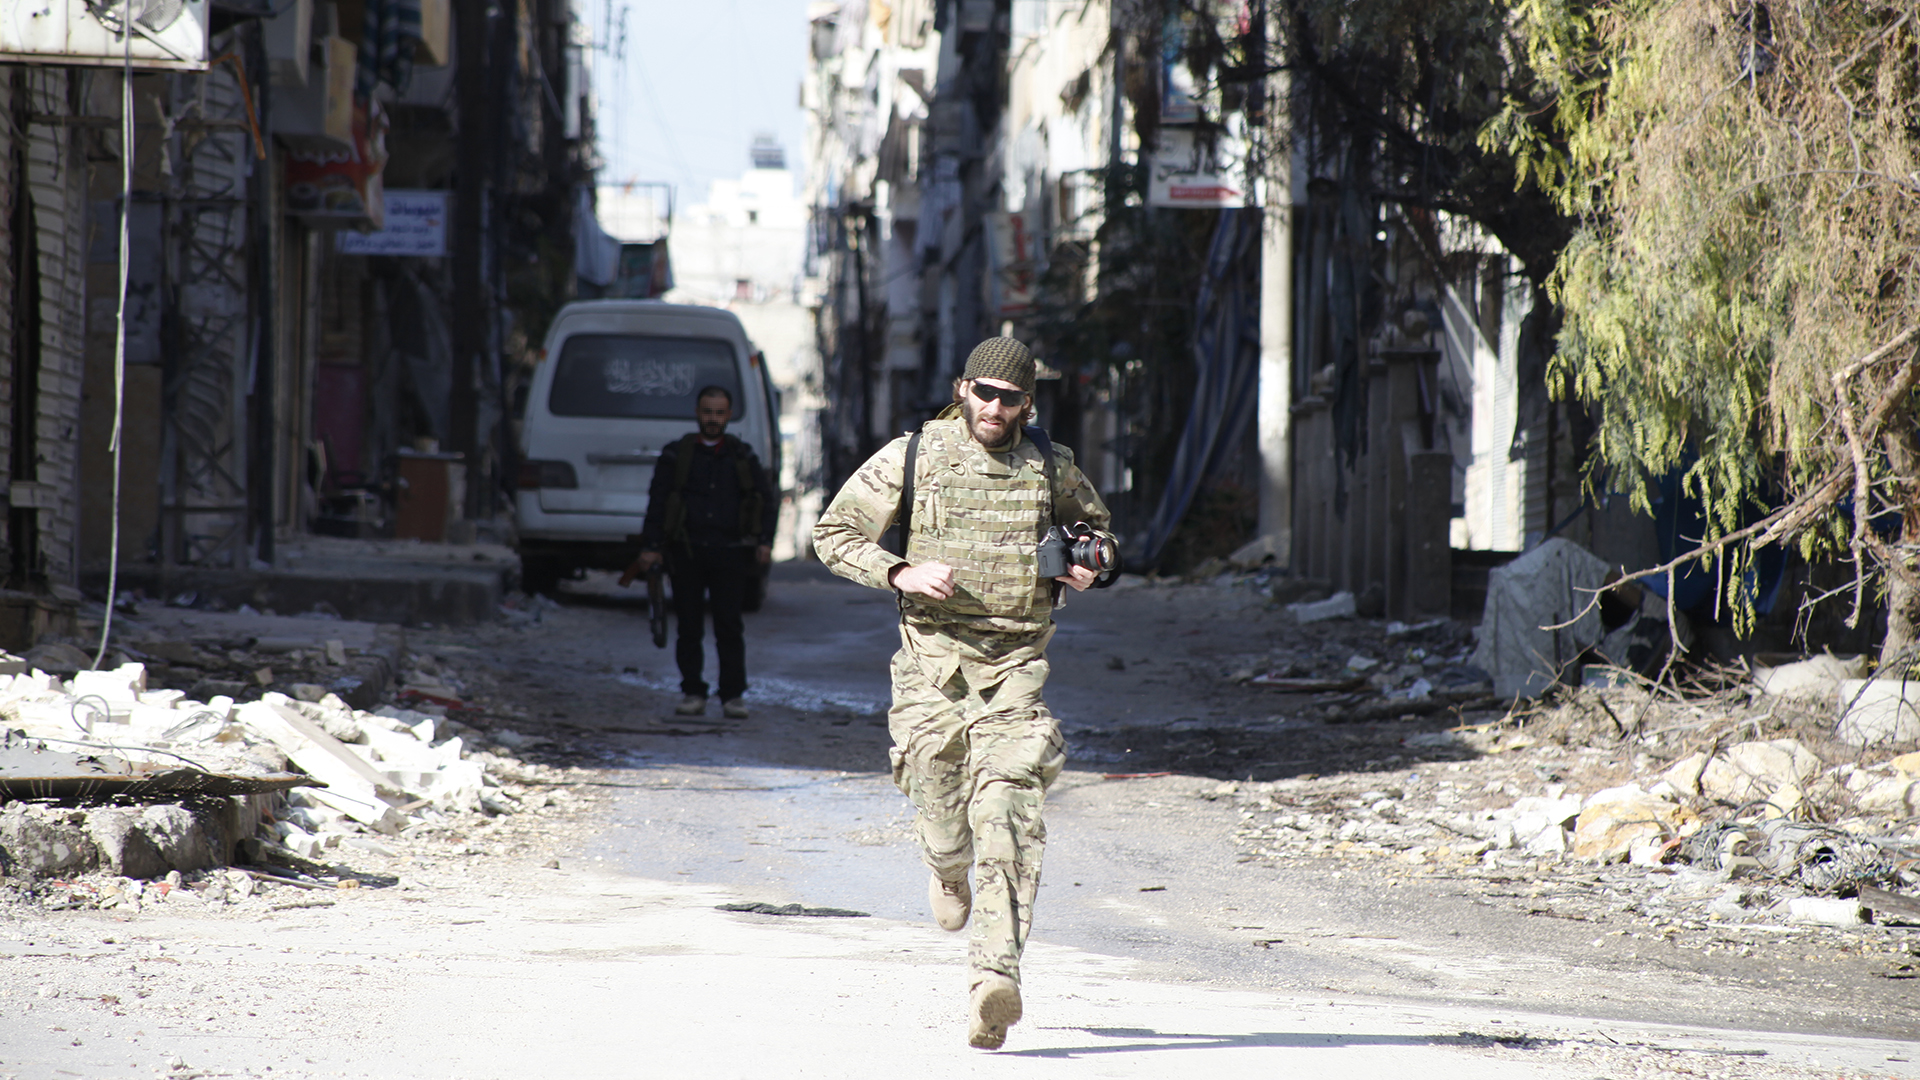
[888,624,1066,984]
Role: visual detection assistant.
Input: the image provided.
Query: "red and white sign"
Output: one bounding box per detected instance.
[286,100,389,229]
[989,210,1037,317]
[1149,127,1248,209]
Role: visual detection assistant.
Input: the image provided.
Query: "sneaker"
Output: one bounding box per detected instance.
[722,698,749,719]
[929,872,971,931]
[967,972,1022,1050]
[673,695,706,716]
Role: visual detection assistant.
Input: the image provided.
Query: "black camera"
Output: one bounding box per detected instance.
[1037,521,1119,579]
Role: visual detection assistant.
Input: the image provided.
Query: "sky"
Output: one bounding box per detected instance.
[590,0,812,206]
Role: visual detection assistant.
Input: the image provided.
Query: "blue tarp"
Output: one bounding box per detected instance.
[1138,207,1264,566]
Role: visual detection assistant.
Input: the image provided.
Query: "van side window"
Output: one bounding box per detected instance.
[548,335,743,419]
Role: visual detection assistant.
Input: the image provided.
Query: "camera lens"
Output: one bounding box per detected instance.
[1072,534,1116,573]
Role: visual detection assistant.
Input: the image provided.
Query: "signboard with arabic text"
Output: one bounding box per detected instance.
[337,190,447,257]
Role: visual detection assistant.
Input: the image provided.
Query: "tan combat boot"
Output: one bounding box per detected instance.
[928,872,971,931]
[967,972,1022,1050]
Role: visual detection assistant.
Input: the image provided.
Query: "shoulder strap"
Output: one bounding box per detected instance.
[661,434,703,551]
[726,436,764,542]
[673,433,700,489]
[1025,425,1056,525]
[897,428,923,546]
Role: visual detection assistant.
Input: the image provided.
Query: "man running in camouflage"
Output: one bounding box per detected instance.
[812,337,1116,1050]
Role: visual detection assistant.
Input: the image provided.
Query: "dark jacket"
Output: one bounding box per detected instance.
[638,434,777,551]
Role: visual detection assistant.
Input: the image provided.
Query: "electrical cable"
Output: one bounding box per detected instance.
[93,24,133,672]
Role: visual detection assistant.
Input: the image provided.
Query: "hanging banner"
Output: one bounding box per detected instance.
[337,190,446,256]
[1149,126,1249,209]
[988,209,1036,317]
[0,0,211,69]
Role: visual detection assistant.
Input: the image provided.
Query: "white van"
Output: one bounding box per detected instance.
[514,300,780,600]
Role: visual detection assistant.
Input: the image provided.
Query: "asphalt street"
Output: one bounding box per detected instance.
[3,561,1916,1078]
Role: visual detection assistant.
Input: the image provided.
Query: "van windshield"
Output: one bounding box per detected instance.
[548,335,741,419]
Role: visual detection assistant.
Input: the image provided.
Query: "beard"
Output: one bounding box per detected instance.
[961,394,1016,449]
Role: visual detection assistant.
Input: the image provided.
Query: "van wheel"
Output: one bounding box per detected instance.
[520,557,564,597]
[742,567,768,613]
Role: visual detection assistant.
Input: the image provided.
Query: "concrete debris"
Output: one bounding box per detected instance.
[1572,785,1694,863]
[0,800,232,878]
[1657,740,1822,807]
[1226,533,1286,571]
[1288,591,1356,624]
[1753,653,1869,700]
[1786,896,1865,926]
[1836,678,1920,747]
[1214,657,1920,938]
[0,618,569,895]
[1705,740,1822,805]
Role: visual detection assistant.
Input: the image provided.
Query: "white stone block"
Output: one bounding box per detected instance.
[1786,896,1864,926]
[1838,679,1920,747]
[1288,592,1357,624]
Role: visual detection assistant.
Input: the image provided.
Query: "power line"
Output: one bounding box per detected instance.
[629,40,694,190]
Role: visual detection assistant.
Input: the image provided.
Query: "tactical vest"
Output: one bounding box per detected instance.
[901,417,1053,623]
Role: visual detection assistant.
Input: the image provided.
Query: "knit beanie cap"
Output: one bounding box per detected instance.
[963,337,1036,394]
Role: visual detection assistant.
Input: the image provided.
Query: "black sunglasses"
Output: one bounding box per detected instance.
[969,382,1029,408]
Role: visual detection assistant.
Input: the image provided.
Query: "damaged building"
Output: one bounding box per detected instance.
[0,0,604,641]
[803,0,1855,673]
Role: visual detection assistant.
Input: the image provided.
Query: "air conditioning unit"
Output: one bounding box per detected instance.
[0,0,210,70]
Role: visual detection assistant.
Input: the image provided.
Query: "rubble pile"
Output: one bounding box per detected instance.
[1215,670,1920,942]
[0,646,580,904]
[22,622,401,712]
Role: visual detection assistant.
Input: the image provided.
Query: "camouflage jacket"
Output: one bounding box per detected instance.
[812,416,1112,635]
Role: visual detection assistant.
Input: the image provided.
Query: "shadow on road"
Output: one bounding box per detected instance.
[1008,1027,1559,1058]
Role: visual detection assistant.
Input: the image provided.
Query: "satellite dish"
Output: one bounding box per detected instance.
[84,0,187,36]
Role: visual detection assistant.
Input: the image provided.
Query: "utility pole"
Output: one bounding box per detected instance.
[450,0,487,501]
[1253,0,1294,559]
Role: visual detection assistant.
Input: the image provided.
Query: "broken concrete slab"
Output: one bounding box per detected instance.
[235,698,404,829]
[1754,652,1869,700]
[1288,592,1356,624]
[0,730,307,800]
[1837,678,1920,747]
[1572,785,1693,863]
[1660,740,1823,806]
[1786,896,1865,926]
[1700,740,1822,805]
[0,799,239,878]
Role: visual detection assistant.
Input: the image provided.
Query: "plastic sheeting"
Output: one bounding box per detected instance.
[1470,538,1611,698]
[1138,207,1263,565]
[573,188,623,288]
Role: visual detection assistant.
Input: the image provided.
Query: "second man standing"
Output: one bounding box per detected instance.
[629,385,776,719]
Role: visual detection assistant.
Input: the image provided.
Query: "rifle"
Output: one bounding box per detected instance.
[618,553,671,648]
[645,564,668,648]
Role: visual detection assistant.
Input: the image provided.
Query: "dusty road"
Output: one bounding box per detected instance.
[2,562,1916,1078]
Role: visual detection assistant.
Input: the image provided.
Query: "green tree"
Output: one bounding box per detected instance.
[1488,0,1920,662]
